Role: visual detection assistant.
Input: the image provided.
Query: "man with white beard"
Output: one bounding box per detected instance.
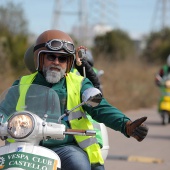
[7,29,148,170]
[42,55,66,84]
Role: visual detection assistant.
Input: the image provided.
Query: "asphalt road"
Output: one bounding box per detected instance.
[0,107,169,170]
[105,106,170,170]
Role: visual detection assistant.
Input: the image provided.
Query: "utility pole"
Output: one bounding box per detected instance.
[151,0,170,32]
[51,0,79,31]
[51,0,87,44]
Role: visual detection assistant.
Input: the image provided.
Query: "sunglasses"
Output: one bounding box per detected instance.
[34,39,75,54]
[45,53,67,63]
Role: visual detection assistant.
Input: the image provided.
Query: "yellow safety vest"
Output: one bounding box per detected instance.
[16,72,104,165]
[66,72,104,164]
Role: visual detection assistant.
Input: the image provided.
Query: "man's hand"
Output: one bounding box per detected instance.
[126,117,148,142]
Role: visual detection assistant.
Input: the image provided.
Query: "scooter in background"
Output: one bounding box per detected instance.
[157,74,170,125]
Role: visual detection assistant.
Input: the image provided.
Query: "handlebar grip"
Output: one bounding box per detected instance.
[85,130,96,136]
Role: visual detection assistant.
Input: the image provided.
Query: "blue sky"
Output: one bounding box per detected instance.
[0,0,167,39]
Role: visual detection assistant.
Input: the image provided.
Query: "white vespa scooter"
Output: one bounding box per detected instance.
[0,84,109,170]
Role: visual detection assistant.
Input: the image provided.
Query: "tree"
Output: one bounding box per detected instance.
[0,1,29,73]
[0,2,28,34]
[92,29,135,60]
[142,28,170,64]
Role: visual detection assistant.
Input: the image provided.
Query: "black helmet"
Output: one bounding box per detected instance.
[86,50,94,67]
[24,44,36,73]
[167,54,170,67]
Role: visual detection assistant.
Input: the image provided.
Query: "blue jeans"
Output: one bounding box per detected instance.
[53,145,105,170]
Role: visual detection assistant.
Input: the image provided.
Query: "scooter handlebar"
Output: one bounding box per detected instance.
[64,129,96,136]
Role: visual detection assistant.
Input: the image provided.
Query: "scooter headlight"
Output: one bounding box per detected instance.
[7,112,34,139]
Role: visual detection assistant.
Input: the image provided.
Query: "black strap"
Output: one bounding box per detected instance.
[33,43,46,52]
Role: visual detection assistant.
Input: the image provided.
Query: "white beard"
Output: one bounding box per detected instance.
[43,65,66,83]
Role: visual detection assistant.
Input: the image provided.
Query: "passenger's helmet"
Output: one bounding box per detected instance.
[167,54,170,67]
[86,50,94,67]
[33,30,76,73]
[24,44,36,73]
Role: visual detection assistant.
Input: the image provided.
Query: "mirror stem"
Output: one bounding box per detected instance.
[58,102,85,124]
[67,102,85,115]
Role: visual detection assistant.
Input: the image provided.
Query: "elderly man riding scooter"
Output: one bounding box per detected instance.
[10,29,148,170]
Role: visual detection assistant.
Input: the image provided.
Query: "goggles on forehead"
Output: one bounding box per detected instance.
[34,39,75,54]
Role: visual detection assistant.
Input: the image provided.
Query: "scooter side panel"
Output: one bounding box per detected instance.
[160,101,170,111]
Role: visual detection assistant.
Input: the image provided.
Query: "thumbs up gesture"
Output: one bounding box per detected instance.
[126,117,148,142]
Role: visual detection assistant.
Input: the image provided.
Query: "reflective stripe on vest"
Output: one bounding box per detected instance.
[17,72,104,165]
[79,137,98,149]
[66,72,104,164]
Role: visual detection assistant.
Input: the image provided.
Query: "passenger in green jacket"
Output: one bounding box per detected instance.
[155,54,170,86]
[1,29,148,170]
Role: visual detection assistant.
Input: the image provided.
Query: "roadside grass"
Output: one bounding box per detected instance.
[95,57,160,112]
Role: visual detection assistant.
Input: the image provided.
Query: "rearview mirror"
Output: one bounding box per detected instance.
[82,88,102,107]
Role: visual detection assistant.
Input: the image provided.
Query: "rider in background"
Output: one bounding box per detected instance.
[155,54,170,113]
[155,54,170,86]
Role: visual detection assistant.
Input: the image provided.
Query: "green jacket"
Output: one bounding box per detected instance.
[162,65,169,75]
[3,72,130,148]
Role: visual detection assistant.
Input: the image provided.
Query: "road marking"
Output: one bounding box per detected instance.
[107,155,164,164]
[128,155,164,163]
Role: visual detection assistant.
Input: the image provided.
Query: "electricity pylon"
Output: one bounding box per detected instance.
[51,0,118,46]
[151,0,170,32]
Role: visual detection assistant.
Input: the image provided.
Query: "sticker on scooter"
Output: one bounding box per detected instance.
[16,147,23,152]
